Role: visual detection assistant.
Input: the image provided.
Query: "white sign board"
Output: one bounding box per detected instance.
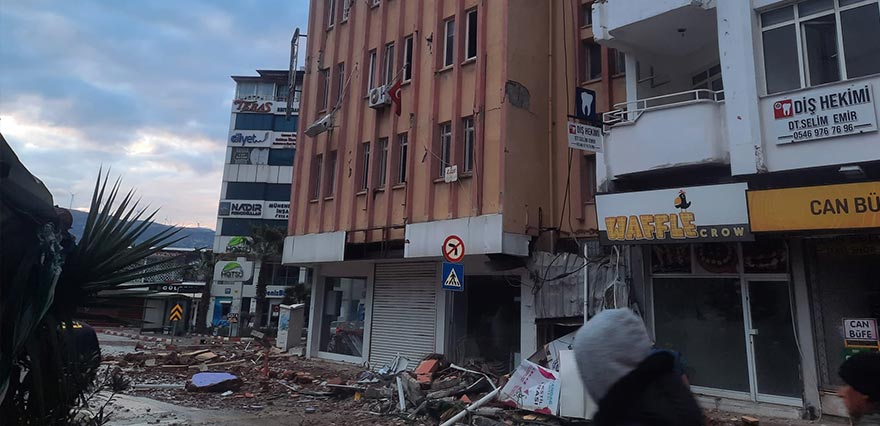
[567,121,604,153]
[771,82,877,145]
[444,165,458,183]
[229,130,274,148]
[844,318,878,341]
[218,200,264,218]
[596,182,752,244]
[498,360,561,415]
[213,260,254,281]
[264,201,290,220]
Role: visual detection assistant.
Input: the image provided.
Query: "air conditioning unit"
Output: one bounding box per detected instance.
[368,86,391,109]
[305,112,335,137]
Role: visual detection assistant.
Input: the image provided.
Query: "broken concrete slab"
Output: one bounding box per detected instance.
[194,352,219,363]
[185,372,243,393]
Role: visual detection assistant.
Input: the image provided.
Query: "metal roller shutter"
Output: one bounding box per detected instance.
[369,262,438,369]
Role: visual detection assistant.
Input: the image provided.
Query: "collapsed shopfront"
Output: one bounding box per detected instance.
[596,183,811,414]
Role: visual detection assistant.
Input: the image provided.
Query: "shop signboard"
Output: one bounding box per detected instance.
[213,260,254,281]
[221,236,252,254]
[232,99,291,115]
[229,130,273,148]
[264,201,290,220]
[844,318,879,348]
[770,82,877,144]
[567,121,603,153]
[596,183,752,245]
[747,182,880,232]
[218,200,264,218]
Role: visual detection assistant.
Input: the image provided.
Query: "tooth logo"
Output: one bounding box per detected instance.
[581,91,594,118]
[774,99,794,119]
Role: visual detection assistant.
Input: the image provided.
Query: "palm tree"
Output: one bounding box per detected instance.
[1,140,184,424]
[249,224,285,330]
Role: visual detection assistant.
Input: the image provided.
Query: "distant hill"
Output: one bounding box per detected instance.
[68,209,216,249]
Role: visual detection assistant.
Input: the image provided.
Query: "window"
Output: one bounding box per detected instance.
[581,41,602,82]
[273,115,298,132]
[318,277,367,357]
[761,1,880,94]
[581,154,596,202]
[612,49,626,75]
[403,35,414,81]
[465,9,478,60]
[267,148,295,166]
[220,219,287,236]
[384,42,395,86]
[234,114,274,130]
[361,142,371,190]
[444,18,455,67]
[367,49,377,94]
[328,0,336,28]
[265,264,300,287]
[225,182,265,200]
[341,0,351,22]
[582,2,593,27]
[439,122,452,177]
[264,183,292,201]
[462,117,475,172]
[319,68,330,110]
[275,83,289,101]
[376,138,388,187]
[397,133,408,183]
[336,62,345,104]
[692,64,723,91]
[236,82,275,99]
[325,151,337,196]
[311,154,323,200]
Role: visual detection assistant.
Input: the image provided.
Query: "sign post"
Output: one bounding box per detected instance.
[169,303,183,345]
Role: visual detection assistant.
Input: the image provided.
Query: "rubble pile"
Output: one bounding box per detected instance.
[102,341,578,425]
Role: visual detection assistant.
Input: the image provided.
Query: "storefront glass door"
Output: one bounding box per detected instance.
[747,280,802,400]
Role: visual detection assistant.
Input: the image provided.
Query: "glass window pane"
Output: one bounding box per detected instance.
[798,0,833,16]
[763,25,801,94]
[651,244,691,273]
[653,278,750,392]
[743,240,789,274]
[694,243,739,274]
[761,6,794,27]
[802,14,841,86]
[319,278,366,357]
[839,0,868,6]
[841,5,880,78]
[267,148,295,166]
[589,43,602,80]
[749,281,802,397]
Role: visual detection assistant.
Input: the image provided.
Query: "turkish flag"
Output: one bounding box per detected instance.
[388,79,403,116]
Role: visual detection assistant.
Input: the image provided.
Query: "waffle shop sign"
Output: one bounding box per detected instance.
[596,183,753,245]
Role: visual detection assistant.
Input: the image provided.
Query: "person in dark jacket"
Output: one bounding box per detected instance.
[573,308,704,426]
[839,352,880,425]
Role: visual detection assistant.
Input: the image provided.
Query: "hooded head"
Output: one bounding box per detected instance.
[573,308,653,402]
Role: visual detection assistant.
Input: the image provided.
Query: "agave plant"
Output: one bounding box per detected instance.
[0,150,184,423]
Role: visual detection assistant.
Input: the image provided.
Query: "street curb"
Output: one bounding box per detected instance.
[96,329,248,345]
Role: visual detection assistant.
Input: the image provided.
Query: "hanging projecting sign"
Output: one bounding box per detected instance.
[770,82,877,145]
[213,261,254,281]
[574,87,598,122]
[218,200,264,218]
[596,183,753,245]
[567,121,604,153]
[747,182,880,232]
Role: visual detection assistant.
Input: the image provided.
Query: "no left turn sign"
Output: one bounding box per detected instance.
[443,235,465,263]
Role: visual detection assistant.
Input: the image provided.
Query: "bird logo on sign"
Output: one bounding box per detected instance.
[169,304,183,321]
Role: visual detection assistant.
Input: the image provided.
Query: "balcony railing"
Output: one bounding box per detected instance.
[603,89,724,127]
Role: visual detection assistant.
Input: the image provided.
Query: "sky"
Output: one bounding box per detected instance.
[0,0,309,229]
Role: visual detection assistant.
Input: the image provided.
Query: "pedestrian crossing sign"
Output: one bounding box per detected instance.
[442,262,464,292]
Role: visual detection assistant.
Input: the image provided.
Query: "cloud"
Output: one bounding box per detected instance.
[0,0,310,228]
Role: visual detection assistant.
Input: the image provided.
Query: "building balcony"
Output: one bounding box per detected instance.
[593,0,717,57]
[601,89,727,180]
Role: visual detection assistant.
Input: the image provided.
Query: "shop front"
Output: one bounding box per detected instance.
[747,181,880,417]
[597,183,809,413]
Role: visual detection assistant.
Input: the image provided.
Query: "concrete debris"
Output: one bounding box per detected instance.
[742,415,760,425]
[186,372,243,393]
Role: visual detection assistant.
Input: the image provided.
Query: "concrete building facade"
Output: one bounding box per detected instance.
[284,0,624,369]
[593,0,880,419]
[207,70,305,333]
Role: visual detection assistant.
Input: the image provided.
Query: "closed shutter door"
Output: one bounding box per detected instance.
[369,262,438,368]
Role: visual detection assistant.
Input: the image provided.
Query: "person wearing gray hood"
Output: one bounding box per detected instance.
[573,308,703,426]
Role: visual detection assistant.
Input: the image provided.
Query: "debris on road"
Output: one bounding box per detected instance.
[186,372,243,393]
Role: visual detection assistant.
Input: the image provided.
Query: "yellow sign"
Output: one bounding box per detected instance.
[169,304,183,321]
[747,182,880,232]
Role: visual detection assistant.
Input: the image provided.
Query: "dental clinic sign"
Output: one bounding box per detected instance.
[772,82,877,145]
